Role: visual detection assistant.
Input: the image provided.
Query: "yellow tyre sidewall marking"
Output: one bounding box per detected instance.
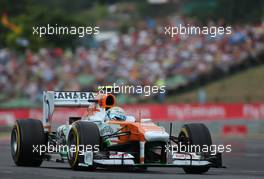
[180,127,189,138]
[72,126,79,167]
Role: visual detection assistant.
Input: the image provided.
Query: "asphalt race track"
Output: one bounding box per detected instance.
[0,138,264,179]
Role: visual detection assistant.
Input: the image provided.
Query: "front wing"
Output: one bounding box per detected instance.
[78,151,224,168]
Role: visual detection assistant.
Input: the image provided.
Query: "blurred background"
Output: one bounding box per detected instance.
[0,0,264,142]
[0,1,264,174]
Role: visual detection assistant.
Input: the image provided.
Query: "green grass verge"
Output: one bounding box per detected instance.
[166,64,264,103]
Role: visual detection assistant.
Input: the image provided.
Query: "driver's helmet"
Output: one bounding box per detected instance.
[106,107,126,121]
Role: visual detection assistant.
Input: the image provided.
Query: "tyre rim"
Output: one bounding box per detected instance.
[11,128,18,155]
[68,131,76,159]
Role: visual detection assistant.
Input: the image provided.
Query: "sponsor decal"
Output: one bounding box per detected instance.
[109,153,134,159]
[54,92,95,100]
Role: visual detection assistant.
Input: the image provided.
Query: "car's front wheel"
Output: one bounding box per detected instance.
[67,121,100,170]
[178,123,212,174]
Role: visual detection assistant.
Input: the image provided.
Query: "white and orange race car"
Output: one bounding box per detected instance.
[11,91,224,174]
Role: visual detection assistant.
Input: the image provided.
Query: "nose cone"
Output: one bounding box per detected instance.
[144,131,169,142]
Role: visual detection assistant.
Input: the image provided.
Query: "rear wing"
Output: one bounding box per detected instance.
[42,91,115,131]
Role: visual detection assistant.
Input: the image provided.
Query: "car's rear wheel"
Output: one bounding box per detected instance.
[178,123,212,174]
[11,119,45,166]
[67,121,100,170]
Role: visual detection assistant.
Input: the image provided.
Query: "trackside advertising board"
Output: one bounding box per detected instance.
[0,104,264,127]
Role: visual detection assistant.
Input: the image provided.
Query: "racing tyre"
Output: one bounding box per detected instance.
[67,121,100,170]
[11,119,45,166]
[178,123,212,174]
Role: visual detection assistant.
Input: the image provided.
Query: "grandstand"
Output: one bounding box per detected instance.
[1,15,264,107]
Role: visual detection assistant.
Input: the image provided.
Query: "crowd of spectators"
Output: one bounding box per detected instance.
[0,16,264,103]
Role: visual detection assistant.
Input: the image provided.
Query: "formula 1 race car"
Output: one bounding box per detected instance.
[11,91,223,174]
